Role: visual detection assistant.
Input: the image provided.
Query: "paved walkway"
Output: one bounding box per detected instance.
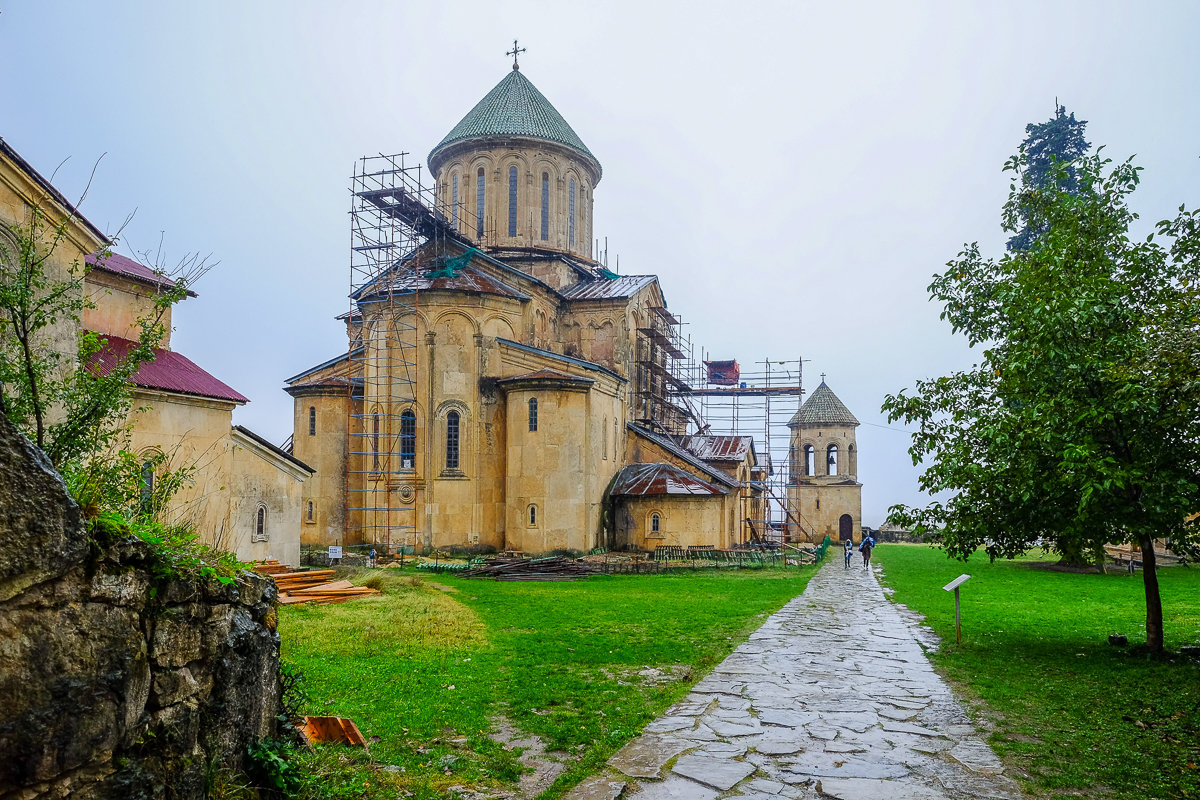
[566,557,1026,800]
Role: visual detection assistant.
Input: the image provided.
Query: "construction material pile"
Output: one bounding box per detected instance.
[461,555,597,581]
[252,562,382,605]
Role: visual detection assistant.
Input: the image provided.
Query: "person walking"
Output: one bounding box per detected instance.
[843,537,854,569]
[368,548,377,568]
[859,534,875,567]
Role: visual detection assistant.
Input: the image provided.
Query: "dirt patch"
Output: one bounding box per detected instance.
[488,716,574,799]
[427,582,460,593]
[599,664,692,686]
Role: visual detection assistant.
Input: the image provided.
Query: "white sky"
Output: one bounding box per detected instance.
[2,1,1197,525]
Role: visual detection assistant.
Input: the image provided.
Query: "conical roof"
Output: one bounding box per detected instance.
[789,381,860,427]
[428,69,599,174]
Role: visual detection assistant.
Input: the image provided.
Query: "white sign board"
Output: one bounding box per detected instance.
[328,545,343,560]
[942,574,971,592]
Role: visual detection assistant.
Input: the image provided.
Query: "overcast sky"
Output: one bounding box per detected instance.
[3,1,1197,525]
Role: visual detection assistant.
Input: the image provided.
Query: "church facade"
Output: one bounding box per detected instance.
[287,63,764,554]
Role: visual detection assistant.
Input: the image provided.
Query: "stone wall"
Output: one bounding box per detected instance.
[0,415,280,800]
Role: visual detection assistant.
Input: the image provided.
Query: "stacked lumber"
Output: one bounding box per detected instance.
[461,556,596,581]
[266,568,382,605]
[251,559,292,575]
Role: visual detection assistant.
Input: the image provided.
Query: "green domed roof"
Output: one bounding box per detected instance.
[429,69,599,173]
[788,381,860,428]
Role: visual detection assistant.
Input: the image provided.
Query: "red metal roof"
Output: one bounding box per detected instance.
[86,332,249,404]
[610,463,727,497]
[85,252,195,296]
[672,434,755,463]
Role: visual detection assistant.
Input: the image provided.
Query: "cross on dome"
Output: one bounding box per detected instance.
[506,39,526,71]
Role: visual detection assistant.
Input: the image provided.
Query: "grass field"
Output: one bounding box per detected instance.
[276,565,813,799]
[874,544,1200,800]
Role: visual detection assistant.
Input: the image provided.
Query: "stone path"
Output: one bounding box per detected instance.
[566,557,1026,800]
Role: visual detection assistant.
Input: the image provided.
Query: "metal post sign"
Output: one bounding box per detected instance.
[942,574,971,644]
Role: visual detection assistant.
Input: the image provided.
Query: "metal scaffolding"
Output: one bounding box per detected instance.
[678,355,807,542]
[346,153,476,553]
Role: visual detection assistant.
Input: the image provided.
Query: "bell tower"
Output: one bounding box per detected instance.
[786,378,862,543]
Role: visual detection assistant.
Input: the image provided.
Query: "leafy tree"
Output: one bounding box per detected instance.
[1007,104,1091,252]
[883,149,1200,654]
[0,176,202,467]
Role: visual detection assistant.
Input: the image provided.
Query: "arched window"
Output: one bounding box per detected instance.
[803,444,815,476]
[528,504,537,526]
[651,513,660,533]
[254,505,268,542]
[848,443,856,475]
[508,166,518,237]
[568,177,576,247]
[400,409,416,469]
[308,406,316,436]
[306,501,314,522]
[476,168,485,238]
[540,172,550,240]
[446,411,460,470]
[827,444,839,476]
[528,397,538,432]
[451,172,459,228]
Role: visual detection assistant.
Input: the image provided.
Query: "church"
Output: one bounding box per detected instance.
[286,55,862,554]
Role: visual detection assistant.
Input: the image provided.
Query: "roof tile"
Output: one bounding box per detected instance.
[86,332,248,404]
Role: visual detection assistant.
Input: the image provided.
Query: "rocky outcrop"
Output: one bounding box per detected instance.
[0,415,281,799]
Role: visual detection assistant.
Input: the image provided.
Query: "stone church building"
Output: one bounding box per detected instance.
[286,62,776,555]
[788,379,863,542]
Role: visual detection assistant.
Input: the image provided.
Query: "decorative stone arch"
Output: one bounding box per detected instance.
[826,442,840,477]
[800,442,816,476]
[432,308,483,338]
[253,502,270,543]
[589,318,617,367]
[481,313,516,341]
[0,223,20,274]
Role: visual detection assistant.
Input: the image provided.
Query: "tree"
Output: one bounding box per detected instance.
[1007,104,1091,252]
[0,167,201,467]
[882,149,1200,654]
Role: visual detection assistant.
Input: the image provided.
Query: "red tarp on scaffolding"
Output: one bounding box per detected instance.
[704,359,740,386]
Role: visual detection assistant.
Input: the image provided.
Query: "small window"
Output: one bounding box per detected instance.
[254,505,268,542]
[528,397,538,432]
[476,168,485,238]
[400,409,416,469]
[568,177,576,246]
[140,460,154,511]
[540,172,550,240]
[451,172,459,228]
[528,504,537,527]
[508,166,518,237]
[446,411,460,470]
[651,513,660,533]
[306,501,314,522]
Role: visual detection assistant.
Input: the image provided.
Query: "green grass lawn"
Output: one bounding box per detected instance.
[276,565,813,799]
[874,544,1200,800]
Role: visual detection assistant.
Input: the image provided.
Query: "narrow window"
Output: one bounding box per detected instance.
[508,166,518,237]
[400,409,416,469]
[603,416,608,459]
[651,513,660,533]
[803,444,815,476]
[528,397,538,432]
[372,412,381,471]
[568,177,576,247]
[306,501,313,522]
[476,168,485,238]
[255,506,267,541]
[827,444,839,476]
[308,406,316,436]
[140,460,154,512]
[446,411,460,470]
[529,505,537,526]
[540,172,550,240]
[451,173,459,228]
